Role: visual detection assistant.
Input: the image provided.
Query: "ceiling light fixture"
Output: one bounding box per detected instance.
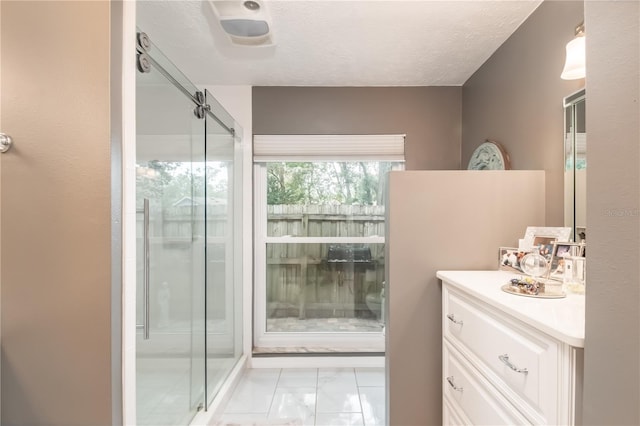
[209,0,274,47]
[561,21,586,80]
[220,19,269,37]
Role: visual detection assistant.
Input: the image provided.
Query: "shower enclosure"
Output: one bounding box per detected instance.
[135,32,243,425]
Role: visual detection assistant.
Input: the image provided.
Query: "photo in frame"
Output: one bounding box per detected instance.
[532,235,558,262]
[547,241,586,281]
[522,226,571,250]
[498,247,530,273]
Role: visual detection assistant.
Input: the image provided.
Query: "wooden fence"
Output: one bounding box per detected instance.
[266,204,386,319]
[140,203,387,320]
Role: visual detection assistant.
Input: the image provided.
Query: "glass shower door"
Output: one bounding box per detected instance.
[204,90,243,404]
[136,49,206,425]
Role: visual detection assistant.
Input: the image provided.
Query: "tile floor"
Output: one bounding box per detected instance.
[137,357,193,426]
[137,354,237,426]
[215,368,386,426]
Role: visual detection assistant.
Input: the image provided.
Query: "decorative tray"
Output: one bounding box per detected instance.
[501,277,566,299]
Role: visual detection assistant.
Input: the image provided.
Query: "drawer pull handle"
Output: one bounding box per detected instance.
[446,376,463,392]
[498,354,529,374]
[446,314,463,325]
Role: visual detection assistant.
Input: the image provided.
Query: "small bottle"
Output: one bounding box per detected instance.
[563,258,575,294]
[567,256,586,294]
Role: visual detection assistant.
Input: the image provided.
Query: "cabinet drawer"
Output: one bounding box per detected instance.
[444,395,469,426]
[443,285,559,421]
[444,341,530,425]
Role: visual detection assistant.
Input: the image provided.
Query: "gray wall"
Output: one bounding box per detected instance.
[1,2,113,424]
[386,171,545,425]
[582,1,640,424]
[462,1,584,226]
[252,87,462,170]
[0,2,632,425]
[462,1,640,423]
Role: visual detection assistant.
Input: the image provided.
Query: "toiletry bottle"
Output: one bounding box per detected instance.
[563,257,574,293]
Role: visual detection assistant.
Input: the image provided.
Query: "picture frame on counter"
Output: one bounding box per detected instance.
[532,235,557,261]
[498,247,530,273]
[522,226,571,250]
[547,241,586,281]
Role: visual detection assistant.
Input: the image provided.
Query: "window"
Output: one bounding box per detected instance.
[254,135,404,351]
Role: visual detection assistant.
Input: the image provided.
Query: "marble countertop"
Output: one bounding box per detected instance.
[437,270,585,348]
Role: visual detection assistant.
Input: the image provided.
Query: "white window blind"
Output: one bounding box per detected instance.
[253,134,405,162]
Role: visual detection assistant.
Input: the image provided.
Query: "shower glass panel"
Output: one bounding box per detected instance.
[204,89,242,405]
[135,32,243,425]
[136,43,206,425]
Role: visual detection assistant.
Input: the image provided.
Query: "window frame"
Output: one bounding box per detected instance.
[252,135,404,351]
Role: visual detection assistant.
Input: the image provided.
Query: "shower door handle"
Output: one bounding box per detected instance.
[136,199,151,339]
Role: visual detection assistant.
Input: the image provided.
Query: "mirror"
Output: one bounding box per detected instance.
[564,89,586,243]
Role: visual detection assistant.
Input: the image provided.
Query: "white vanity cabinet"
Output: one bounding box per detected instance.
[437,270,584,425]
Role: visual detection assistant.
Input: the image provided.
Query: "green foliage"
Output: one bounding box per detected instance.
[137,160,395,209]
[266,161,392,206]
[267,162,314,204]
[136,160,179,201]
[136,160,231,207]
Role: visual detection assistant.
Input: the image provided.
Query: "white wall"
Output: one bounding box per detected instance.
[202,85,253,359]
[122,2,137,424]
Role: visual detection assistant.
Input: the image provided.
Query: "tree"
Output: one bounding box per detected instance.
[136,160,180,202]
[137,160,232,207]
[267,162,314,204]
[266,161,394,206]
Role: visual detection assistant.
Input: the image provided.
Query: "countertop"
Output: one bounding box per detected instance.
[437,270,585,348]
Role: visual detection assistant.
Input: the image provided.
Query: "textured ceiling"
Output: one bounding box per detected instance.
[137,0,542,87]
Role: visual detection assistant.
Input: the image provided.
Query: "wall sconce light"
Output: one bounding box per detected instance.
[561,21,586,80]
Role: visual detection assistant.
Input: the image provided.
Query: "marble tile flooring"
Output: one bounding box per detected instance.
[137,355,237,426]
[215,368,386,426]
[137,357,196,426]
